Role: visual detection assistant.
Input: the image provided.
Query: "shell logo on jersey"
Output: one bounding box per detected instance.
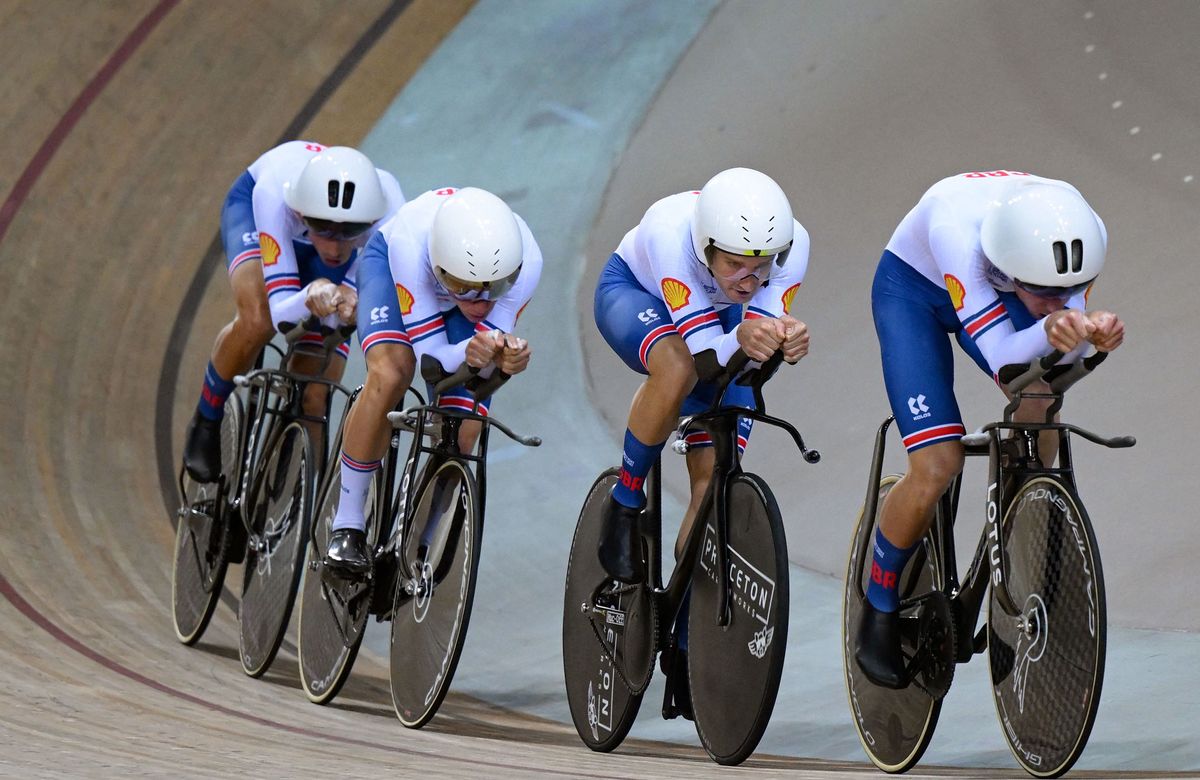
[781,282,801,314]
[260,233,281,266]
[395,283,414,315]
[945,274,966,311]
[661,278,692,312]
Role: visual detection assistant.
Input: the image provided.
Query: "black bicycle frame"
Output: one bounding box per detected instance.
[649,352,819,638]
[854,351,1133,649]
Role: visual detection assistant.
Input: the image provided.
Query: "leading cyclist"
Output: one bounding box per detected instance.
[855,170,1126,688]
[181,142,404,483]
[323,187,542,573]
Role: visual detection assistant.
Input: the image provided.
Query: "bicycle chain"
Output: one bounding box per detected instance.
[586,581,657,696]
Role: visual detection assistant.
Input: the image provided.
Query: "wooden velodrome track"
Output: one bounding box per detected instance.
[0,2,1190,778]
[0,2,864,776]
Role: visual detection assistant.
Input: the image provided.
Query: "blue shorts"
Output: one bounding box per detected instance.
[594,254,753,451]
[220,171,355,288]
[355,237,494,414]
[872,250,1035,452]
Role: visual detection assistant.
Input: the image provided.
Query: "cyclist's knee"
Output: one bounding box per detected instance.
[365,346,414,400]
[647,340,698,397]
[906,442,964,500]
[1012,384,1056,422]
[302,382,330,417]
[231,305,274,347]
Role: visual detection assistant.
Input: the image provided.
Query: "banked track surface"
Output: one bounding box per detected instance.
[1,1,1194,777]
[0,2,877,777]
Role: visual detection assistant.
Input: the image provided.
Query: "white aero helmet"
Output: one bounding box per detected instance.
[691,167,794,267]
[284,146,387,238]
[429,187,523,299]
[980,182,1105,293]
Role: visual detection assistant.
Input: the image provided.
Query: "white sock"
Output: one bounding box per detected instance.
[331,452,379,532]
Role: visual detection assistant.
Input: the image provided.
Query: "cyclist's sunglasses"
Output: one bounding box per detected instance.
[303,217,373,241]
[1013,277,1094,300]
[436,266,520,301]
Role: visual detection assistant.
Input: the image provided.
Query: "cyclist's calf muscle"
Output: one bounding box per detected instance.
[879,440,964,548]
[676,446,715,561]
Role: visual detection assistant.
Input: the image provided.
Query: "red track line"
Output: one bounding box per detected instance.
[0,570,602,776]
[0,4,586,774]
[0,0,181,247]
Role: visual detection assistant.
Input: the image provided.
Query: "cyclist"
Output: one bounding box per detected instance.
[181,142,405,483]
[323,187,542,573]
[856,170,1126,688]
[592,168,810,713]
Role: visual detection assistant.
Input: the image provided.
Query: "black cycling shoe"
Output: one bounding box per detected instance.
[597,493,644,584]
[324,528,371,576]
[855,598,908,689]
[183,413,223,484]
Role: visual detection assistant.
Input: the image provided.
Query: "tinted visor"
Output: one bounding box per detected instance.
[435,266,520,301]
[1013,277,1094,300]
[303,217,373,240]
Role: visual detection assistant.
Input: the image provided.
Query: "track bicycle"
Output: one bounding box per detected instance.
[172,317,352,682]
[842,350,1135,777]
[297,356,540,730]
[562,351,820,766]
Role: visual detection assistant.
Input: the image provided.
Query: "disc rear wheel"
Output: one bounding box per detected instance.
[843,474,944,773]
[171,395,243,644]
[562,469,654,753]
[298,453,379,704]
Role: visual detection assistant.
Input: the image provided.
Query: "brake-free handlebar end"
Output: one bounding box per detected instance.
[671,439,690,455]
[522,435,543,447]
[803,449,821,464]
[1110,435,1137,448]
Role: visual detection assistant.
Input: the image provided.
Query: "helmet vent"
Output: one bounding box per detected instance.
[1052,241,1068,274]
[325,180,356,209]
[1071,239,1084,273]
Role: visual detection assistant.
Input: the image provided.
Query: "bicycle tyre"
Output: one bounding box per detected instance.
[688,472,788,765]
[988,476,1105,778]
[843,474,944,773]
[171,394,243,645]
[238,421,314,677]
[297,446,379,704]
[389,458,480,728]
[561,469,654,753]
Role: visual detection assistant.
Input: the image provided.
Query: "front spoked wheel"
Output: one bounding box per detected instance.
[171,395,243,644]
[562,469,654,753]
[688,473,788,765]
[988,477,1105,778]
[389,459,480,728]
[843,474,944,773]
[238,421,314,677]
[298,451,378,704]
